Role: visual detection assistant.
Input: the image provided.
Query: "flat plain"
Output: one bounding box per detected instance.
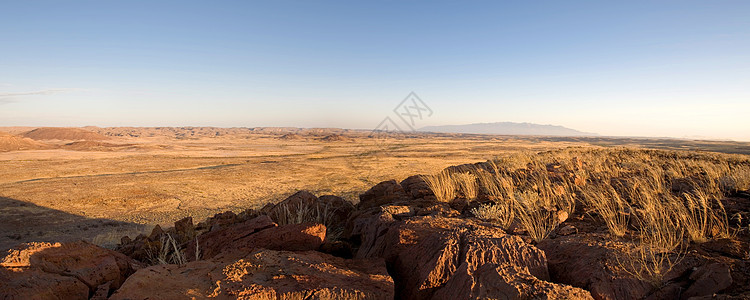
[2,126,750,250]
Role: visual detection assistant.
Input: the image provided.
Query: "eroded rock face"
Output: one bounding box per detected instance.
[111,249,394,300]
[683,263,733,299]
[434,264,593,300]
[358,180,410,210]
[187,216,326,260]
[400,175,434,200]
[265,191,355,226]
[351,214,588,299]
[536,234,653,300]
[0,267,89,300]
[0,241,139,299]
[186,215,277,260]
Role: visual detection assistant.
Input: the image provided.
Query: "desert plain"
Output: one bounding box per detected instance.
[2,126,747,250]
[2,126,750,299]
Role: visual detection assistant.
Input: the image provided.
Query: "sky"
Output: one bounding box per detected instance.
[1,1,749,140]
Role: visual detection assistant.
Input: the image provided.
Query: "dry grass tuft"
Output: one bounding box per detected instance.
[582,183,630,237]
[677,190,730,243]
[471,202,514,229]
[422,171,458,202]
[617,239,684,288]
[146,233,187,265]
[269,202,341,241]
[453,172,479,200]
[513,191,559,242]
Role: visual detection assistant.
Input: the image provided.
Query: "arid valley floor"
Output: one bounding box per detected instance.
[2,126,748,250]
[2,127,750,299]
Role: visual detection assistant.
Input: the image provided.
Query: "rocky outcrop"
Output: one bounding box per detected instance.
[536,234,653,300]
[358,180,410,210]
[683,263,733,299]
[0,241,139,299]
[434,264,593,300]
[186,215,326,260]
[264,191,355,228]
[117,216,202,262]
[0,267,89,299]
[111,249,394,300]
[185,215,277,260]
[350,213,590,299]
[400,175,434,200]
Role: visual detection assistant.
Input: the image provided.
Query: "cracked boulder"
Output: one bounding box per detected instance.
[357,180,411,210]
[186,215,326,260]
[536,234,653,300]
[353,215,591,299]
[0,241,139,299]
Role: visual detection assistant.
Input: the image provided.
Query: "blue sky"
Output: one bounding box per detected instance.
[1,1,749,140]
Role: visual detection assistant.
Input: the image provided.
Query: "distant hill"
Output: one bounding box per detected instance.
[23,127,109,141]
[418,122,597,136]
[0,131,48,151]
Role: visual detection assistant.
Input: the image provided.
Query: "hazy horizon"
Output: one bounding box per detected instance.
[2,1,749,141]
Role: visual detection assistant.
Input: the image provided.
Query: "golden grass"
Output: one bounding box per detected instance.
[677,190,729,243]
[513,191,559,242]
[617,239,684,288]
[471,202,514,230]
[453,172,479,200]
[582,183,631,237]
[422,171,457,202]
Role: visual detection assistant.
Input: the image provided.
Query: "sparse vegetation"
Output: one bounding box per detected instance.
[269,200,344,241]
[146,233,187,265]
[471,202,514,229]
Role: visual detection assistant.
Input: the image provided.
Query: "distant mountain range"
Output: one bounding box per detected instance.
[418,122,597,137]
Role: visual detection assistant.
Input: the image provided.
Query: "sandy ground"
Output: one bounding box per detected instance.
[1,127,749,249]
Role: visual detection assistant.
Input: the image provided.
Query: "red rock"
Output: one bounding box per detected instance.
[557,225,577,236]
[400,175,434,200]
[537,234,653,300]
[110,249,394,300]
[0,241,138,298]
[237,222,326,252]
[196,210,240,233]
[434,264,593,299]
[344,205,416,258]
[173,216,195,244]
[701,239,750,260]
[353,215,582,299]
[186,215,277,260]
[147,224,163,241]
[0,267,89,300]
[187,216,326,260]
[416,203,460,217]
[683,263,733,299]
[358,180,410,210]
